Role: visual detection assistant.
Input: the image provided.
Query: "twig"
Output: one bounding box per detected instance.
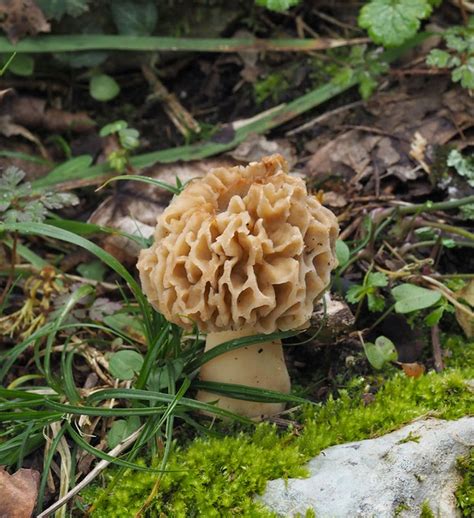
[286,100,364,136]
[417,221,474,242]
[37,427,144,518]
[431,325,444,372]
[422,275,474,320]
[141,64,200,137]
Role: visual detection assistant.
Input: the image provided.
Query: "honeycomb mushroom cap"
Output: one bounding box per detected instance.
[137,155,339,333]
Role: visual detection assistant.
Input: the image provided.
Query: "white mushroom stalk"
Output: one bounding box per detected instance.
[196,330,290,418]
[137,155,339,418]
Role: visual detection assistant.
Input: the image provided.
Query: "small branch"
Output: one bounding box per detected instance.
[141,64,200,137]
[393,196,474,215]
[417,221,474,242]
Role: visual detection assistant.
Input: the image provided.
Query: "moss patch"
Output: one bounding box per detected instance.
[83,336,473,517]
[455,449,474,517]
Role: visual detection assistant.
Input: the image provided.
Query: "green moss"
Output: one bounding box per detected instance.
[455,449,474,517]
[83,337,473,517]
[420,501,434,518]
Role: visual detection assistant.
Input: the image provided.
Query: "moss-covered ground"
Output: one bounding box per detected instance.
[82,336,473,517]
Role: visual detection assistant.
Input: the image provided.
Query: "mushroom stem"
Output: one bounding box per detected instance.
[196,330,291,419]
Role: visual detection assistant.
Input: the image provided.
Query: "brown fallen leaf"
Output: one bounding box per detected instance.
[305,82,474,188]
[0,467,40,518]
[455,280,474,338]
[0,115,48,158]
[0,96,95,133]
[0,0,50,43]
[401,362,426,378]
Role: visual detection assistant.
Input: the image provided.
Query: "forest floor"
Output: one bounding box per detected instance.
[0,1,473,517]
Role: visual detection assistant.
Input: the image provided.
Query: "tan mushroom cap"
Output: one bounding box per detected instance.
[137,154,339,333]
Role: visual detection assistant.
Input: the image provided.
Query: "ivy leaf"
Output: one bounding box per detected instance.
[359,0,432,48]
[111,0,158,36]
[392,284,441,313]
[107,417,141,449]
[363,336,398,370]
[108,350,144,380]
[36,0,90,20]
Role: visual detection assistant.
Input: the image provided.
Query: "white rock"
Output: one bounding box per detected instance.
[259,417,474,518]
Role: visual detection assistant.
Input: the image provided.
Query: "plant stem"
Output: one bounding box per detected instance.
[394,195,474,215]
[0,35,369,53]
[417,221,474,241]
[431,324,444,372]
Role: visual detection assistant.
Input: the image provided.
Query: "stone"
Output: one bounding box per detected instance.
[258,417,474,517]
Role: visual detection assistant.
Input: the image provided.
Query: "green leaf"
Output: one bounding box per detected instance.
[89,74,120,102]
[447,150,474,188]
[424,305,444,327]
[109,350,144,380]
[367,272,389,288]
[392,283,442,313]
[346,284,365,304]
[111,0,158,36]
[335,240,350,267]
[8,54,34,76]
[77,259,107,281]
[367,293,385,313]
[107,416,141,449]
[255,0,300,12]
[426,49,451,68]
[36,0,90,20]
[100,120,128,137]
[363,335,398,370]
[147,359,185,391]
[359,0,432,48]
[34,155,93,188]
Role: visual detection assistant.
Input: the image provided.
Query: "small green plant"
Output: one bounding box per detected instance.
[427,18,474,92]
[359,0,441,48]
[420,500,435,518]
[333,45,389,99]
[254,71,290,104]
[0,167,78,223]
[447,149,474,188]
[346,271,388,312]
[361,335,398,370]
[100,120,140,172]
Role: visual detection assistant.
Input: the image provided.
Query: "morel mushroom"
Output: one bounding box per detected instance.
[137,155,339,418]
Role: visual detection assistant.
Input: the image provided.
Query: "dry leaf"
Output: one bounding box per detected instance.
[0,467,40,518]
[455,281,474,338]
[0,0,50,43]
[0,96,95,133]
[228,134,296,168]
[401,362,426,378]
[305,82,474,187]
